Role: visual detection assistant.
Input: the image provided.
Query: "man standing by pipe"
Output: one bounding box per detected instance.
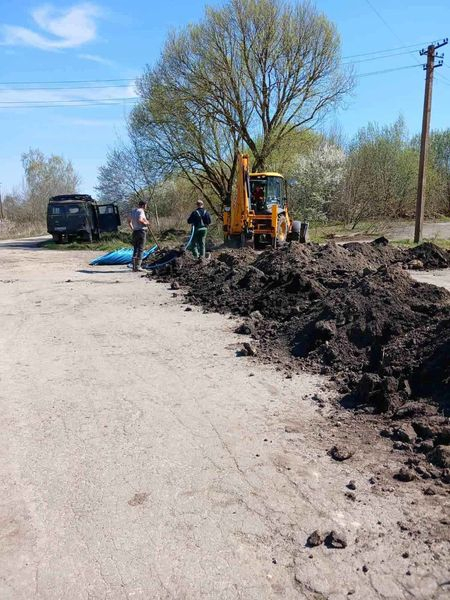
[187,199,212,260]
[128,200,150,272]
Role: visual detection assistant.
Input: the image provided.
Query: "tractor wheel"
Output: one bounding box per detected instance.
[82,231,93,242]
[288,220,302,242]
[225,234,245,248]
[288,220,308,243]
[254,234,266,250]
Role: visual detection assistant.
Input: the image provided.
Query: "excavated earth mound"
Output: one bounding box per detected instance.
[149,240,450,479]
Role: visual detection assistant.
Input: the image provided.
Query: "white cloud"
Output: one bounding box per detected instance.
[1,3,102,50]
[78,53,115,67]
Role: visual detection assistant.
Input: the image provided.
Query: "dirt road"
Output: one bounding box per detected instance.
[0,240,448,600]
[386,221,450,241]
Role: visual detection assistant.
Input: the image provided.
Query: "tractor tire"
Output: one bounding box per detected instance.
[288,220,308,243]
[254,234,268,250]
[288,220,302,241]
[225,234,245,249]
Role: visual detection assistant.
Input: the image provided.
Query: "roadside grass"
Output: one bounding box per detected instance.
[40,231,132,252]
[0,221,46,240]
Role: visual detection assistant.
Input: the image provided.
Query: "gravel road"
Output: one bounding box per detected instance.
[0,240,448,600]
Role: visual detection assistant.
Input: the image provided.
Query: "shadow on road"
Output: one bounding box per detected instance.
[77,269,131,275]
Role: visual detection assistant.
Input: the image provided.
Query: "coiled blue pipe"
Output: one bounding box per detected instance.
[90,244,158,266]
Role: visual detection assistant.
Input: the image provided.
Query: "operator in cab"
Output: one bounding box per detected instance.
[187,199,212,260]
[253,185,267,213]
[128,200,150,272]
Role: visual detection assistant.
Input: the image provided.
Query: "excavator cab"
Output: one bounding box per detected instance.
[250,175,286,214]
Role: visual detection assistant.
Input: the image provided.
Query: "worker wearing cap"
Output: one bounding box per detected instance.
[187,200,212,259]
[128,200,149,272]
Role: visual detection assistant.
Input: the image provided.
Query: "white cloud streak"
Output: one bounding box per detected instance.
[0,3,102,50]
[78,53,115,67]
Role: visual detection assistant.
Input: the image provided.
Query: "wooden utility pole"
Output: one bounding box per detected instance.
[414,39,448,243]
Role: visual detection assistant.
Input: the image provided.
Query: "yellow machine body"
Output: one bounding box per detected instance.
[223,153,296,248]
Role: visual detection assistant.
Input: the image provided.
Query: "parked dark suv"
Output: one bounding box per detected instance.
[47,194,120,243]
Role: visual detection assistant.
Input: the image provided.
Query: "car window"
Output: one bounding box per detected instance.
[99,205,114,214]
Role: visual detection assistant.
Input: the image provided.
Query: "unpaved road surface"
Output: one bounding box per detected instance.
[386,222,450,241]
[0,240,449,600]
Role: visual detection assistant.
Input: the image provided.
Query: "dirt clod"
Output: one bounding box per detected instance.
[329,445,354,461]
[235,323,253,335]
[128,492,149,506]
[306,530,324,547]
[427,445,450,469]
[325,530,347,549]
[394,468,417,482]
[242,342,258,357]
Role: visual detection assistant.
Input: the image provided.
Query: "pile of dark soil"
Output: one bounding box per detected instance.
[151,240,450,477]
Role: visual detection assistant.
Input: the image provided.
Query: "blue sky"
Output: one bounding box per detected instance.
[0,0,449,196]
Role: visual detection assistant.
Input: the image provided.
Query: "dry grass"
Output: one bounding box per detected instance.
[0,220,46,240]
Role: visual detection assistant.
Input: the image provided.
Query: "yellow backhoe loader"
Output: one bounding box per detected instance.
[223,153,307,248]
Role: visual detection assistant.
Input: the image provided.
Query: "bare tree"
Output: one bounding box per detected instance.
[22,149,80,223]
[96,132,166,226]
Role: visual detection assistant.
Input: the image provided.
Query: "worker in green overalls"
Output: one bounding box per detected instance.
[187,199,212,259]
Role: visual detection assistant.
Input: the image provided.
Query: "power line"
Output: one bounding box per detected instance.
[343,42,426,60]
[343,49,418,65]
[364,0,405,45]
[0,99,138,108]
[363,0,449,91]
[0,84,133,92]
[0,66,425,109]
[0,96,137,104]
[0,102,138,109]
[357,64,423,77]
[0,78,136,86]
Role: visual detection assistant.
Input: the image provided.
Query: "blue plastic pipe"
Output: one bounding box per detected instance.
[90,244,158,266]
